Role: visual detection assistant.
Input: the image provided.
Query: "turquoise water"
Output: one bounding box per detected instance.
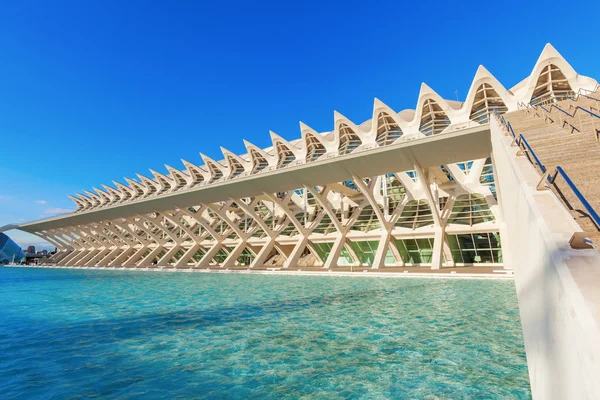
[0,267,531,399]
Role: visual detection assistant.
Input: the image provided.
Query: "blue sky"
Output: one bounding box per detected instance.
[1,0,599,249]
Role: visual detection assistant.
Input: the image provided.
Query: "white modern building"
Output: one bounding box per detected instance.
[5,43,600,399]
[10,44,598,272]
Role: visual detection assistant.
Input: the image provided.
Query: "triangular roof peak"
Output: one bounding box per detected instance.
[299,121,316,133]
[220,146,248,163]
[418,82,438,98]
[537,43,563,62]
[200,152,226,169]
[373,97,389,109]
[333,110,346,122]
[473,65,494,80]
[269,130,287,143]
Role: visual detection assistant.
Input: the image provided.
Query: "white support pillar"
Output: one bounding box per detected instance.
[197,242,223,267]
[250,239,276,268]
[371,231,392,269]
[98,247,126,267]
[85,248,112,267]
[323,234,346,269]
[174,243,202,268]
[431,227,444,270]
[283,236,309,269]
[62,249,86,266]
[75,248,103,267]
[108,247,137,267]
[412,162,453,269]
[221,240,248,268]
[123,246,150,267]
[138,245,167,267]
[157,244,183,267]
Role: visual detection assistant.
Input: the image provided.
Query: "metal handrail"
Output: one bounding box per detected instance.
[577,84,600,97]
[507,121,516,138]
[546,166,600,230]
[569,104,600,120]
[517,134,547,173]
[526,102,598,136]
[501,115,600,233]
[500,103,600,234]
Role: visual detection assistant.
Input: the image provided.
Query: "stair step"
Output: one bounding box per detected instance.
[504,99,600,240]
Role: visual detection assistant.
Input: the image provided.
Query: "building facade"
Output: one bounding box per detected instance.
[0,233,26,264]
[16,44,598,270]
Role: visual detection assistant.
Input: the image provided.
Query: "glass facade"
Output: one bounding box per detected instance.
[448,233,502,264]
[479,157,497,199]
[0,233,25,264]
[312,242,353,265]
[448,194,494,225]
[396,200,434,229]
[394,238,434,264]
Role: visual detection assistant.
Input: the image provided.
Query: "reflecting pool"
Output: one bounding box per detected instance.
[0,267,531,399]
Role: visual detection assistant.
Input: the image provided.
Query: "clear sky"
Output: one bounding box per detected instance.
[1,0,599,249]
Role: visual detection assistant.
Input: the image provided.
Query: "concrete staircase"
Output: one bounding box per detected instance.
[504,89,600,247]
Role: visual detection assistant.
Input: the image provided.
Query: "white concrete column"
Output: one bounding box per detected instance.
[431,227,444,270]
[138,245,167,267]
[75,248,103,267]
[108,247,137,267]
[157,244,183,266]
[85,248,113,266]
[123,246,150,266]
[197,242,223,267]
[61,249,86,266]
[174,243,202,268]
[221,240,248,267]
[323,234,346,269]
[371,231,392,269]
[250,239,276,268]
[283,236,309,268]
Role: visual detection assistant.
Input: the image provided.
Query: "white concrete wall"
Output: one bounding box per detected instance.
[491,117,600,400]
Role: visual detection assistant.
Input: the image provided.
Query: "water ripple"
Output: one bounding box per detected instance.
[0,267,531,399]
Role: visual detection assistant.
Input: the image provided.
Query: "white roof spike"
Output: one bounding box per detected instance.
[92,186,108,196]
[269,130,286,142]
[102,184,122,198]
[333,110,359,129]
[113,180,128,189]
[373,97,390,110]
[242,139,255,148]
[76,192,91,202]
[165,164,186,177]
[298,121,314,132]
[200,152,224,167]
[243,139,272,158]
[418,82,437,97]
[333,110,345,122]
[473,65,494,80]
[150,169,172,181]
[68,194,83,205]
[124,177,142,187]
[136,173,152,182]
[180,159,200,171]
[537,42,563,62]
